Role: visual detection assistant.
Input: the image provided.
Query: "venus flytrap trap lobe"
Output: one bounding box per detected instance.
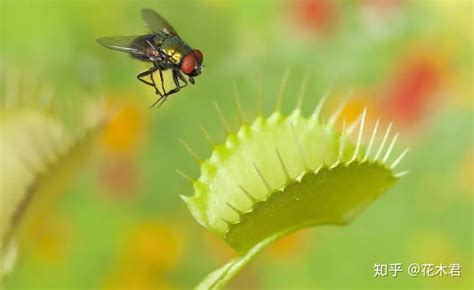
[178,73,410,289]
[0,77,109,282]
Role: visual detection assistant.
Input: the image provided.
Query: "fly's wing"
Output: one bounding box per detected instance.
[96,35,147,56]
[141,8,178,35]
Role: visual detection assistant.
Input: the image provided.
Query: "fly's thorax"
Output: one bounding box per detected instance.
[159,36,193,65]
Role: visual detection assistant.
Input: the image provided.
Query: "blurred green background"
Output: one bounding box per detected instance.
[1,0,472,289]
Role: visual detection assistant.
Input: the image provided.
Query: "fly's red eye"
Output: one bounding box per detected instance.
[180,53,196,74]
[193,49,203,64]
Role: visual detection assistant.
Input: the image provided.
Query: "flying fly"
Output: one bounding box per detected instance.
[97,8,204,107]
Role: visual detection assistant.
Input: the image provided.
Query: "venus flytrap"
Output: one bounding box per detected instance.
[0,79,108,283]
[179,74,409,290]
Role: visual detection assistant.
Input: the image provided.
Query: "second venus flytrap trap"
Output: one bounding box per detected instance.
[177,71,410,290]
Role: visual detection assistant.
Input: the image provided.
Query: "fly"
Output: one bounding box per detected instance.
[97,8,204,107]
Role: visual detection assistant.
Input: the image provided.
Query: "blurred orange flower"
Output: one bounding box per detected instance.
[266,231,311,261]
[123,221,184,272]
[101,102,148,155]
[328,91,380,134]
[102,220,184,290]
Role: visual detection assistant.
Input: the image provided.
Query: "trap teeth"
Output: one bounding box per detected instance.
[181,78,408,253]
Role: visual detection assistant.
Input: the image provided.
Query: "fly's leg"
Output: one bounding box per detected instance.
[144,39,168,97]
[150,69,169,108]
[153,70,177,108]
[166,70,188,96]
[147,69,168,108]
[137,65,168,108]
[156,97,168,109]
[137,66,162,97]
[167,70,183,95]
[158,69,167,97]
[149,70,163,96]
[149,71,157,92]
[149,95,165,108]
[149,70,167,108]
[151,70,185,108]
[137,66,159,87]
[176,71,189,88]
[146,39,163,50]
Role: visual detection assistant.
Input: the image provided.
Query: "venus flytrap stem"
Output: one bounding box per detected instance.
[180,75,409,289]
[195,234,279,290]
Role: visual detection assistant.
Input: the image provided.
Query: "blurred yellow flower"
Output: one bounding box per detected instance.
[329,92,378,131]
[339,95,374,124]
[102,269,174,290]
[102,220,184,290]
[24,213,71,263]
[122,221,184,271]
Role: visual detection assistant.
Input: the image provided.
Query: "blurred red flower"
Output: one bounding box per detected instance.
[98,101,148,199]
[292,0,339,34]
[382,53,442,127]
[99,157,139,198]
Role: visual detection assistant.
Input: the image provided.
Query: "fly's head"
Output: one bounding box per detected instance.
[180,49,203,83]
